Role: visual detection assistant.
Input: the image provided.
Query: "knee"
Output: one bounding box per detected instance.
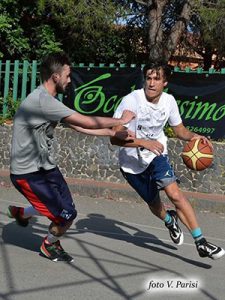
[49,220,74,237]
[49,207,77,237]
[169,190,186,205]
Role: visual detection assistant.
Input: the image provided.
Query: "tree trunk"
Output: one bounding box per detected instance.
[148,0,168,61]
[147,0,193,62]
[166,2,192,56]
[202,46,213,70]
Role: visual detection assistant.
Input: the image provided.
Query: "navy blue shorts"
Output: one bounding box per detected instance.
[121,155,177,205]
[10,167,77,225]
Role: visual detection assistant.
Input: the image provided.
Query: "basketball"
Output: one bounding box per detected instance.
[181,138,213,171]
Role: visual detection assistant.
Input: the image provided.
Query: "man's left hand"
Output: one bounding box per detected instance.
[191,134,213,149]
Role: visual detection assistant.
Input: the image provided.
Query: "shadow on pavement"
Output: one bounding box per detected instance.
[1,212,212,270]
[2,218,44,252]
[74,213,212,269]
[0,213,216,300]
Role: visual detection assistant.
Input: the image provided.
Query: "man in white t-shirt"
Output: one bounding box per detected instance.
[111,61,224,260]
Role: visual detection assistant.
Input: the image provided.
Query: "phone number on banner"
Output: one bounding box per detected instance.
[186,126,215,134]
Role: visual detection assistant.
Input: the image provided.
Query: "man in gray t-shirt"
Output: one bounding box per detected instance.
[10,84,75,175]
[7,53,135,262]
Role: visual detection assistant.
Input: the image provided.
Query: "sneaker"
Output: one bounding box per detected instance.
[196,238,225,260]
[165,210,184,245]
[40,238,74,262]
[7,205,31,227]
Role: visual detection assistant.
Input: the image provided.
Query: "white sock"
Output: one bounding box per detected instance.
[23,206,41,218]
[46,231,59,244]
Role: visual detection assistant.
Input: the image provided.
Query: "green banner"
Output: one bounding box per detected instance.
[64,68,225,139]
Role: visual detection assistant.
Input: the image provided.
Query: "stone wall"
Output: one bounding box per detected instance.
[1,124,225,195]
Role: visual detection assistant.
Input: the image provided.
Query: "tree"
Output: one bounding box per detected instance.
[187,0,225,69]
[0,0,149,63]
[0,0,62,59]
[0,0,30,59]
[133,0,194,62]
[114,0,149,63]
[134,0,225,68]
[37,0,122,63]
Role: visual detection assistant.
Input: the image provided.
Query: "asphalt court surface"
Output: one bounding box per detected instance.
[0,186,225,300]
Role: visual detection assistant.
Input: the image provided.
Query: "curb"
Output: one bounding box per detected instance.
[1,169,225,213]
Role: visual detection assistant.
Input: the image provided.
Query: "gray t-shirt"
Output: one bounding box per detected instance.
[10,85,75,175]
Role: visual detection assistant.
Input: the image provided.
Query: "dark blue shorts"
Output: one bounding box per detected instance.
[121,155,177,205]
[10,167,77,225]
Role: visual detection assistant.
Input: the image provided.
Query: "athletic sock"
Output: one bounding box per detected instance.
[164,212,172,225]
[191,227,203,243]
[23,206,41,218]
[46,231,59,244]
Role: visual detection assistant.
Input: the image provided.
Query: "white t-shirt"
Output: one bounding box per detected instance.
[113,89,182,174]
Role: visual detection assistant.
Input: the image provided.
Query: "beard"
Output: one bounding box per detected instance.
[55,82,66,94]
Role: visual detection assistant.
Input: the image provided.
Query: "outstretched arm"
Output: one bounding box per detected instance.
[63,110,135,129]
[68,124,135,140]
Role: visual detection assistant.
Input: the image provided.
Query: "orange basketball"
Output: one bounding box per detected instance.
[181,139,213,171]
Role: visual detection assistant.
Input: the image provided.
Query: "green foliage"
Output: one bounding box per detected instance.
[0,93,21,123]
[41,0,123,63]
[0,14,11,58]
[0,14,11,31]
[7,27,31,58]
[4,0,224,66]
[0,0,148,63]
[0,0,32,59]
[188,0,225,68]
[0,11,31,59]
[197,1,225,44]
[34,25,63,58]
[164,125,176,138]
[0,0,63,59]
[47,0,117,31]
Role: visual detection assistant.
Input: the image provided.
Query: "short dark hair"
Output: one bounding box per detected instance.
[40,52,71,82]
[143,61,172,81]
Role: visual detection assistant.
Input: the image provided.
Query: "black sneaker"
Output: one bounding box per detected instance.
[40,238,74,262]
[7,205,31,227]
[196,238,225,260]
[165,210,184,245]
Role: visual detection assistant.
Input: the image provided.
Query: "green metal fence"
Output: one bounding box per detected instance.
[0,60,140,116]
[1,60,225,117]
[0,60,39,116]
